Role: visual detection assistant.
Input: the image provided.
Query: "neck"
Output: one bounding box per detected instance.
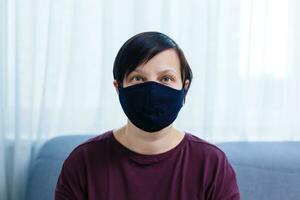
[113,121,185,155]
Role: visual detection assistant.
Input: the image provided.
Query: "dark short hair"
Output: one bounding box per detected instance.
[113,31,193,101]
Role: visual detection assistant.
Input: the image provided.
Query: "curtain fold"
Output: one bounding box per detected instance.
[1,0,299,199]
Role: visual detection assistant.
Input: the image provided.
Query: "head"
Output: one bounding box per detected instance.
[113,31,193,103]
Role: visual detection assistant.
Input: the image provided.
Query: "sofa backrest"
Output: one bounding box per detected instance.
[218,141,300,200]
[25,135,94,200]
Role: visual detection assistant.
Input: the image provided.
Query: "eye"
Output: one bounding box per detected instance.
[161,76,174,83]
[131,75,144,82]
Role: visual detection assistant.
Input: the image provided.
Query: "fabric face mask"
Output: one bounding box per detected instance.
[118,81,185,132]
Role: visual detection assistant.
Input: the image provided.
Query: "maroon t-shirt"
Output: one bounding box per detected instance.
[55,130,240,200]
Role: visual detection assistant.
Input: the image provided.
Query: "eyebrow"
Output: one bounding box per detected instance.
[133,68,178,74]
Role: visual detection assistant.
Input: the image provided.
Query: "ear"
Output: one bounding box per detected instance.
[113,80,119,94]
[183,79,190,91]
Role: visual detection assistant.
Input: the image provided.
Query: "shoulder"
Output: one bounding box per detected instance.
[185,132,240,197]
[55,132,114,198]
[185,132,229,164]
[63,130,113,165]
[185,132,226,155]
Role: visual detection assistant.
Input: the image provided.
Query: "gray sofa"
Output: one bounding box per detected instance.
[25,135,300,200]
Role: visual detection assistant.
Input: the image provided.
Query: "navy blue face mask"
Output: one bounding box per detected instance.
[118,81,185,132]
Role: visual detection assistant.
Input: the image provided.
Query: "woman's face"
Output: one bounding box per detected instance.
[114,48,190,132]
[120,49,189,90]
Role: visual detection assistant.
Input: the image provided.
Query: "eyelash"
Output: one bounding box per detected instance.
[130,75,175,82]
[162,76,174,82]
[131,76,143,81]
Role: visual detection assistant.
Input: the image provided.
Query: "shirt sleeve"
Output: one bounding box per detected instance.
[205,151,241,200]
[55,147,87,200]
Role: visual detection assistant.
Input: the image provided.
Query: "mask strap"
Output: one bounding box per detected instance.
[117,81,123,89]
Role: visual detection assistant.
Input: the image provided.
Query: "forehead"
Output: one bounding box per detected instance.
[133,49,181,74]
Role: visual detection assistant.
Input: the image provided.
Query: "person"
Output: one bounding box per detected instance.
[55,31,240,200]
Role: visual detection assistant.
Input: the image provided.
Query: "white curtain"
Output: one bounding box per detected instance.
[1,0,300,199]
